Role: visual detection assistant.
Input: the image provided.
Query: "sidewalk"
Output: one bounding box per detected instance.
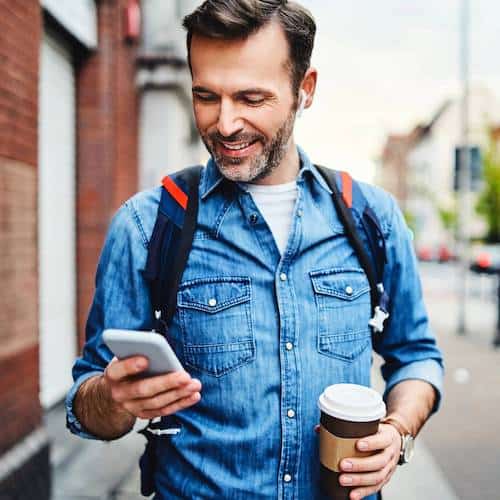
[411,263,499,499]
[371,361,459,500]
[47,404,150,500]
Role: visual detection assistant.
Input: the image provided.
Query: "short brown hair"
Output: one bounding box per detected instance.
[183,0,316,96]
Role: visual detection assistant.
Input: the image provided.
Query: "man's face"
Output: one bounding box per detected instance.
[190,21,297,183]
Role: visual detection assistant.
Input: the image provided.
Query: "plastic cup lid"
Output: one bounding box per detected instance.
[318,384,386,422]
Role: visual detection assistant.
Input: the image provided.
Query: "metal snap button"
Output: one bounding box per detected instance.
[345,286,353,296]
[208,298,217,307]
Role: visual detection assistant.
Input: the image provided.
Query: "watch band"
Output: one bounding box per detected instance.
[381,415,414,466]
[380,416,412,437]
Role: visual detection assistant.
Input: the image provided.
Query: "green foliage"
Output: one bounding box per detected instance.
[402,209,417,236]
[476,140,500,243]
[437,204,458,233]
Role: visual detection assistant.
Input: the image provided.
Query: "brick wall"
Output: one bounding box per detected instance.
[0,345,41,454]
[0,0,39,167]
[0,0,41,452]
[77,0,140,348]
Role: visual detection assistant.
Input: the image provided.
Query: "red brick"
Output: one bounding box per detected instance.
[0,0,40,167]
[0,344,41,454]
[76,0,140,349]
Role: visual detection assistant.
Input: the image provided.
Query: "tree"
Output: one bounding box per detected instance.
[476,139,500,243]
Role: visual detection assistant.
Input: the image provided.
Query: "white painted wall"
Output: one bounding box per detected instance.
[38,32,77,409]
[139,89,203,189]
[41,0,97,49]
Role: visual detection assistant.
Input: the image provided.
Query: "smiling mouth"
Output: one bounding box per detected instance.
[218,139,260,157]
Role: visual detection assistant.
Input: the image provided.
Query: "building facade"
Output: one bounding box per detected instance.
[0,1,140,497]
[379,87,500,252]
[137,0,204,189]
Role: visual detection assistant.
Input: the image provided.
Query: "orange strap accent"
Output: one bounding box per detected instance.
[162,176,188,210]
[340,171,353,208]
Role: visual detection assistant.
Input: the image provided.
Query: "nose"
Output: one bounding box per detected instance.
[216,98,244,138]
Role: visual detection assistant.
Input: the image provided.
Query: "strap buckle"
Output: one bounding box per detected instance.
[141,427,181,437]
[153,310,168,335]
[368,306,389,333]
[138,417,181,438]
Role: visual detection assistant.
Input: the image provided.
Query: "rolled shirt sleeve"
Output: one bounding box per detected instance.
[373,194,444,413]
[65,201,153,439]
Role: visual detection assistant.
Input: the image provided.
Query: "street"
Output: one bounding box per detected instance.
[48,262,499,499]
[412,262,500,500]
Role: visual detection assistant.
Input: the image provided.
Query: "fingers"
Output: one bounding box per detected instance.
[347,460,396,500]
[128,371,194,400]
[355,425,395,452]
[340,455,394,488]
[128,378,202,412]
[106,364,202,419]
[138,392,202,420]
[340,447,394,473]
[338,424,401,500]
[111,370,194,403]
[105,355,150,382]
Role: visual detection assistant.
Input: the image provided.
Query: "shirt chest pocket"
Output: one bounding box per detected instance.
[310,268,372,362]
[177,276,255,377]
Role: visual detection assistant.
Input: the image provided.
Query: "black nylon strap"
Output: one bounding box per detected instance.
[315,165,379,313]
[164,166,202,326]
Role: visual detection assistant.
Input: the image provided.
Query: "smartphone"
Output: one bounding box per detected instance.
[103,329,184,376]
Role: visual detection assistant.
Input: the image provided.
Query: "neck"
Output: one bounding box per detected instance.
[252,139,300,186]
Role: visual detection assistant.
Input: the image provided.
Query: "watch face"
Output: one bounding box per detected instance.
[403,436,415,463]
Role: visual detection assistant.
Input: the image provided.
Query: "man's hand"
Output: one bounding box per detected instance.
[104,356,202,420]
[338,423,401,499]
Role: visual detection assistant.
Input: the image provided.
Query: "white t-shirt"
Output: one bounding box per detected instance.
[245,180,298,255]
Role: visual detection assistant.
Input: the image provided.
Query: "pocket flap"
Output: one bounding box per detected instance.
[178,277,251,313]
[310,268,370,301]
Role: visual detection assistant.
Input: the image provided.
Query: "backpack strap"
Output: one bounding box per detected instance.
[315,165,390,333]
[143,165,203,334]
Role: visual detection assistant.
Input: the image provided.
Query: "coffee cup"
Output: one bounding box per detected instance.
[318,383,386,499]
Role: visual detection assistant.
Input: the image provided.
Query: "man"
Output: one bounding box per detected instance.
[66,1,444,499]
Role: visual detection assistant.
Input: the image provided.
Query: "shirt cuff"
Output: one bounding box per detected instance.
[383,358,444,414]
[65,370,105,440]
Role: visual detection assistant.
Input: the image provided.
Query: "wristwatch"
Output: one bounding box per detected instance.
[381,416,415,466]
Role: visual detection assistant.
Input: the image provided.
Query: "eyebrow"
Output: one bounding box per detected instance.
[192,86,274,97]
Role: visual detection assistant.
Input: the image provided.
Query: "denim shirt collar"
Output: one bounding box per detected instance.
[199,146,332,200]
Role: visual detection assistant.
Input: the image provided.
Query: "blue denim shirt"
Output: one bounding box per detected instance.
[66,147,444,500]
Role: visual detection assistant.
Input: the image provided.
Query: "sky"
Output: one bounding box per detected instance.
[294,0,500,182]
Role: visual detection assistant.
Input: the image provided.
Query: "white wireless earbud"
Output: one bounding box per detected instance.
[297,90,307,117]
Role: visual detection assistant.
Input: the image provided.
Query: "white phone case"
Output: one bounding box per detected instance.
[103,329,184,376]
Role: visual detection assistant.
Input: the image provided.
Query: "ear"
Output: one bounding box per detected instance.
[299,67,318,110]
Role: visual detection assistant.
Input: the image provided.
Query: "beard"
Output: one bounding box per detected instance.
[199,109,296,183]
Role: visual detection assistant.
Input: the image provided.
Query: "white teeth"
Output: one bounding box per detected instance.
[222,142,251,151]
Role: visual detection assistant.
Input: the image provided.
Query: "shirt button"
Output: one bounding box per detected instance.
[284,474,292,483]
[287,409,295,418]
[280,273,287,281]
[297,209,303,217]
[208,298,217,307]
[285,342,294,351]
[249,213,258,225]
[345,286,353,296]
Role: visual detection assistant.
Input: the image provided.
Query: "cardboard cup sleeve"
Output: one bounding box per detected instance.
[319,425,374,472]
